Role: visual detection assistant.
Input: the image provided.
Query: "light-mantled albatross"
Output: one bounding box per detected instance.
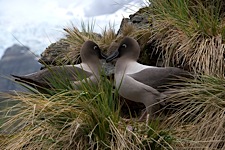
[106,37,191,120]
[12,40,107,91]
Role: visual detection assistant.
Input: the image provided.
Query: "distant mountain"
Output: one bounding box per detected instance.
[0,44,42,92]
[0,21,64,59]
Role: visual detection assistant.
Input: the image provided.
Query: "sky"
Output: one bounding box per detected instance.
[0,0,147,58]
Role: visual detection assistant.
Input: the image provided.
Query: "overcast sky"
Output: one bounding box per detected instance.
[0,0,147,58]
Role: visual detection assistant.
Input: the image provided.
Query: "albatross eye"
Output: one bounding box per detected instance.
[122,44,127,48]
[93,46,98,50]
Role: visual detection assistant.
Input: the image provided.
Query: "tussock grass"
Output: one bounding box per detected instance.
[99,24,117,50]
[41,28,95,65]
[0,72,174,149]
[44,18,153,66]
[163,75,225,149]
[0,74,119,149]
[62,22,117,65]
[149,0,225,76]
[62,21,101,64]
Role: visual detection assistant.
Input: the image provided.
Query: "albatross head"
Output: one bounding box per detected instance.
[80,40,107,63]
[106,37,140,62]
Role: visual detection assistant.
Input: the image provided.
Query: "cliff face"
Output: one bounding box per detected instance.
[0,44,41,92]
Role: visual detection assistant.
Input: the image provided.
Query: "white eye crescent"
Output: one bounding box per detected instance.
[94,46,98,50]
[122,44,127,48]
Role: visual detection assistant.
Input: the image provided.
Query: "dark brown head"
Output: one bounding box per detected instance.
[106,37,140,62]
[80,40,107,63]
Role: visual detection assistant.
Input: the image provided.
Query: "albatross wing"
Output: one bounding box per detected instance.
[128,67,191,90]
[12,65,93,89]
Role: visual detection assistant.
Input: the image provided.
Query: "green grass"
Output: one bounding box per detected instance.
[148,0,225,76]
[0,96,19,127]
[162,75,225,149]
[0,70,175,149]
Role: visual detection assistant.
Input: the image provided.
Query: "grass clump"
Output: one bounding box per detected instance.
[148,0,225,76]
[39,21,118,66]
[0,71,175,149]
[163,75,225,149]
[62,22,117,64]
[0,72,119,149]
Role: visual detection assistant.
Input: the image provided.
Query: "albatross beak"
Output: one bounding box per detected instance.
[106,50,119,63]
[100,52,107,59]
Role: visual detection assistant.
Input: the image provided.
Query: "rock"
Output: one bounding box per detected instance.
[100,59,114,76]
[39,7,152,68]
[38,39,73,67]
[0,44,41,92]
[116,7,151,36]
[37,7,159,75]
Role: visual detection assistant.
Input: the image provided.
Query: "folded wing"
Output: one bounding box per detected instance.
[129,67,191,90]
[12,65,93,89]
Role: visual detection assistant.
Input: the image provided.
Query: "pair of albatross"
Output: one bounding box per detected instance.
[13,37,189,120]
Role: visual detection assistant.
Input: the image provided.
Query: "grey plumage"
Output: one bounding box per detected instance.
[129,67,189,91]
[12,40,106,92]
[106,37,191,120]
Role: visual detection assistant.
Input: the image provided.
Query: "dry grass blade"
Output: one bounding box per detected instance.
[162,75,225,149]
[98,24,117,53]
[0,71,176,149]
[62,22,100,64]
[149,0,225,76]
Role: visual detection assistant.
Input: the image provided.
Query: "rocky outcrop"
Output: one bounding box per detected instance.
[0,44,41,92]
[116,7,151,36]
[38,7,161,68]
[38,39,72,67]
